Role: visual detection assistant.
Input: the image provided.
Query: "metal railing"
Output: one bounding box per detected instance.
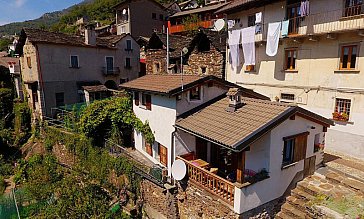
[102,67,120,75]
[176,156,235,204]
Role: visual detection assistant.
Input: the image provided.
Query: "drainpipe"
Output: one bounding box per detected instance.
[171,129,177,184]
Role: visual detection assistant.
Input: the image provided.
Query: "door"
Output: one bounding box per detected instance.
[196,138,208,161]
[304,155,316,177]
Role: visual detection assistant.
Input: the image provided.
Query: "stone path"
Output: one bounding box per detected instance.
[324,152,364,182]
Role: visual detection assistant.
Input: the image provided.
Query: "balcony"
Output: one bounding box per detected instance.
[168,20,214,34]
[176,156,235,204]
[102,67,120,76]
[250,5,364,42]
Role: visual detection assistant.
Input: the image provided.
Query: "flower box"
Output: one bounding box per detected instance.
[332,112,349,122]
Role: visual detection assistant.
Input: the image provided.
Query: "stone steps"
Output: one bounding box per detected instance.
[276,211,297,219]
[325,171,364,194]
[281,202,308,218]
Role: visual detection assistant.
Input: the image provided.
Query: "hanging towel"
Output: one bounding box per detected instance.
[255,12,262,24]
[228,20,235,29]
[281,20,290,37]
[266,22,281,57]
[228,30,241,68]
[300,1,310,16]
[241,26,256,66]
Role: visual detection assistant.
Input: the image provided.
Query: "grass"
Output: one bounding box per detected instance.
[310,194,364,218]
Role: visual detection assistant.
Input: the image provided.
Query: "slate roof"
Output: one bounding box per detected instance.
[119,74,204,95]
[175,97,333,151]
[22,28,127,49]
[156,33,192,58]
[82,85,108,92]
[170,3,228,17]
[120,74,270,100]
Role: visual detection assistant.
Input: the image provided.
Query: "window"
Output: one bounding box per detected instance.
[189,86,201,101]
[200,66,207,74]
[70,55,79,68]
[55,92,64,107]
[333,98,351,121]
[282,132,308,166]
[285,48,298,70]
[158,143,168,166]
[134,91,140,106]
[142,93,151,110]
[121,26,126,33]
[26,57,32,68]
[125,57,131,68]
[159,14,164,21]
[106,57,114,72]
[340,45,358,70]
[344,0,363,17]
[314,134,321,153]
[154,62,160,73]
[245,65,255,71]
[248,15,256,27]
[281,93,295,101]
[126,40,132,51]
[152,13,157,20]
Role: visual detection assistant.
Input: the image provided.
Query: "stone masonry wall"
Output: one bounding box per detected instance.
[177,182,238,219]
[146,49,168,75]
[183,47,224,78]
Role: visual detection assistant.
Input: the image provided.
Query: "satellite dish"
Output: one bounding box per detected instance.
[214,19,225,31]
[171,160,187,181]
[182,47,189,55]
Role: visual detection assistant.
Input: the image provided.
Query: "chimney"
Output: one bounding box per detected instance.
[226,88,243,112]
[85,24,96,46]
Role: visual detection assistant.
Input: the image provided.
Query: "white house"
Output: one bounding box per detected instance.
[120,74,267,175]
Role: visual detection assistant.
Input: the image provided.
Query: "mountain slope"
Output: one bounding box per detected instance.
[0,0,95,36]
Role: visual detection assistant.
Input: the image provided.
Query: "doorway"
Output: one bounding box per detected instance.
[304,155,316,177]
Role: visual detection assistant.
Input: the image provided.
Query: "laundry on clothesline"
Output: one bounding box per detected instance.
[241,26,256,66]
[300,0,310,16]
[266,22,281,57]
[281,20,290,37]
[255,12,262,24]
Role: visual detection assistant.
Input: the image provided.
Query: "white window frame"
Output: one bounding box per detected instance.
[187,85,203,103]
[70,55,79,68]
[333,97,353,121]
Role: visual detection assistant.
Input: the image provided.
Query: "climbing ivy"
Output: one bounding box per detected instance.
[79,97,155,145]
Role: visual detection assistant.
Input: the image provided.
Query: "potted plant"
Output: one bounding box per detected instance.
[332,111,349,122]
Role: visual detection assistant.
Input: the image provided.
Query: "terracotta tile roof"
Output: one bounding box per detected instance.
[23,28,127,49]
[120,74,205,94]
[82,85,108,92]
[170,3,228,17]
[176,97,333,151]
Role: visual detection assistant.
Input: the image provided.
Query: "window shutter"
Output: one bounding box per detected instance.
[293,135,307,162]
[146,95,152,110]
[134,92,139,106]
[159,144,168,166]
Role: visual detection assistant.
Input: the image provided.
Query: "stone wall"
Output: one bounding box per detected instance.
[177,182,238,219]
[146,49,168,75]
[183,47,224,78]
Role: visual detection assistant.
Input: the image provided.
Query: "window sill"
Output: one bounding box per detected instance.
[282,69,298,73]
[69,66,80,69]
[281,161,298,170]
[331,119,354,125]
[334,69,360,74]
[244,70,256,73]
[188,99,203,104]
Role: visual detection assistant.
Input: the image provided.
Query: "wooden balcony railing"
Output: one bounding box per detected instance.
[176,156,235,204]
[168,20,214,34]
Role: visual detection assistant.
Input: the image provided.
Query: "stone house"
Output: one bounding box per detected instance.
[16,27,140,118]
[145,29,226,78]
[115,0,168,38]
[219,0,364,159]
[120,74,332,215]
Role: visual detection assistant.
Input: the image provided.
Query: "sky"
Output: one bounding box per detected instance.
[0,0,84,25]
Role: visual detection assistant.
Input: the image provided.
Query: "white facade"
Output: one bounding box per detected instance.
[132,82,228,175]
[225,0,364,159]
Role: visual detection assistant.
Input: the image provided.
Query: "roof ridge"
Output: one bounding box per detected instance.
[241,96,295,107]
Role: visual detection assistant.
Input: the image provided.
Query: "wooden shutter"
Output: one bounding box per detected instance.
[293,134,308,162]
[146,95,152,110]
[159,144,168,166]
[134,92,139,106]
[145,142,153,156]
